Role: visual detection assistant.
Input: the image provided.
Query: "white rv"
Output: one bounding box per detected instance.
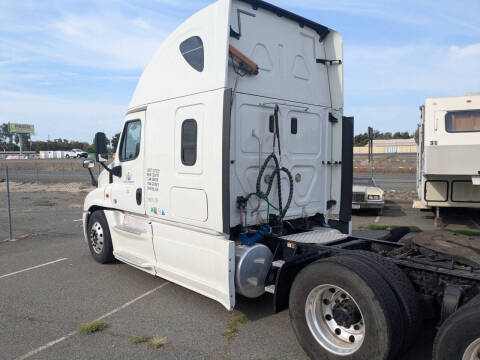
[416,94,480,209]
[81,1,480,359]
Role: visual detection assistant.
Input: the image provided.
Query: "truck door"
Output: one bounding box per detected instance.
[106,111,156,273]
[111,111,146,215]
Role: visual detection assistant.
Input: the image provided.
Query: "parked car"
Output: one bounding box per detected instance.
[65,149,88,159]
[352,176,385,214]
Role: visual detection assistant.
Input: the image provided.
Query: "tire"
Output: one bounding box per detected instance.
[65,154,70,159]
[337,250,422,352]
[289,257,403,360]
[433,302,480,360]
[466,294,480,308]
[87,211,114,264]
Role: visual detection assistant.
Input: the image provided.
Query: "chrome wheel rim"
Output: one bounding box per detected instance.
[305,284,365,356]
[89,221,104,254]
[463,338,480,360]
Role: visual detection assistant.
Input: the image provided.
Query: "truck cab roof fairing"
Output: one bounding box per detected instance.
[237,0,330,40]
[128,0,232,110]
[128,0,334,111]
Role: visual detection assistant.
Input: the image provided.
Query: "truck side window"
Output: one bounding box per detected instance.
[119,120,141,161]
[181,119,197,166]
[180,36,204,72]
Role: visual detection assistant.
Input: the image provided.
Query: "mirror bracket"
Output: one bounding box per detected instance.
[112,166,122,178]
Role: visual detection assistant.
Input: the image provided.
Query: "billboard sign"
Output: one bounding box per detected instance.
[9,123,35,134]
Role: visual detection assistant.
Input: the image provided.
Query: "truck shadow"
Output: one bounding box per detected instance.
[235,293,276,321]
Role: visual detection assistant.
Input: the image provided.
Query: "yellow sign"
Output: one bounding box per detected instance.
[9,123,35,134]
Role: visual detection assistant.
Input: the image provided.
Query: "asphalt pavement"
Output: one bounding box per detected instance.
[0,186,439,360]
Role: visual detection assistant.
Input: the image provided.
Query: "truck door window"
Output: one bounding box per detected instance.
[119,120,141,161]
[180,36,204,72]
[445,110,480,133]
[181,119,197,166]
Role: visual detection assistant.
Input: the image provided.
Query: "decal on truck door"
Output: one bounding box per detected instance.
[146,168,160,192]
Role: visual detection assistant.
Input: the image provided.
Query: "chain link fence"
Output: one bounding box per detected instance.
[354,153,417,174]
[0,159,102,184]
[0,160,100,241]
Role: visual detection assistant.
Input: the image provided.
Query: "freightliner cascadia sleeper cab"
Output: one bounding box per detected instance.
[82,1,480,359]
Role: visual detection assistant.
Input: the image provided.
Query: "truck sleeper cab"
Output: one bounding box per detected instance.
[82,1,480,359]
[84,0,348,312]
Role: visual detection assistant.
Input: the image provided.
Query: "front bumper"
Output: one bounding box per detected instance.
[352,201,384,210]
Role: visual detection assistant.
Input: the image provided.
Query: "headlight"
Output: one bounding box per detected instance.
[368,195,381,200]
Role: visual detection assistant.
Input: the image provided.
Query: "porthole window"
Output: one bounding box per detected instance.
[180,36,204,72]
[181,119,197,166]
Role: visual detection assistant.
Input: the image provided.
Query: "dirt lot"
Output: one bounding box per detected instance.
[2,175,479,359]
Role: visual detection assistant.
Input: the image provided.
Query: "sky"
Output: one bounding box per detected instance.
[1,0,479,141]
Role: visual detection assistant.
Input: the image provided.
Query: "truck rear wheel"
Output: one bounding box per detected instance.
[433,301,480,360]
[87,210,114,264]
[289,258,402,360]
[336,250,422,352]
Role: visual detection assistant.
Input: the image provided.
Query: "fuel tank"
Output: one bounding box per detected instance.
[235,244,273,298]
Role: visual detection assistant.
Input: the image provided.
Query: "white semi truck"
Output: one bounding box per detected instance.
[82,1,480,359]
[416,94,480,210]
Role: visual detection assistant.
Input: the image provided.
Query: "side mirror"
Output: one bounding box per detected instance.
[94,132,109,162]
[83,160,95,169]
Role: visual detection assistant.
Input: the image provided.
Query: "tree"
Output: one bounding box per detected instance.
[0,123,9,150]
[111,133,121,152]
[354,129,415,146]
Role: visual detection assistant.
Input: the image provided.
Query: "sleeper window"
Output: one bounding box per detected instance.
[445,110,480,133]
[120,120,141,161]
[180,36,204,72]
[181,119,197,166]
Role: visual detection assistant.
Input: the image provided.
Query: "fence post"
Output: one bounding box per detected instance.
[6,165,13,241]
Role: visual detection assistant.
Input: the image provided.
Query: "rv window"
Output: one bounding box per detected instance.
[180,36,204,72]
[181,119,197,166]
[119,120,141,161]
[445,110,480,133]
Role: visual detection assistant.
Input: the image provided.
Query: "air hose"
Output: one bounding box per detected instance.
[255,153,293,219]
[245,105,294,221]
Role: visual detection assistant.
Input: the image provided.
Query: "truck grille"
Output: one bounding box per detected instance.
[353,192,365,202]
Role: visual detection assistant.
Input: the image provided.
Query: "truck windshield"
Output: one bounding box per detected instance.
[445,110,480,133]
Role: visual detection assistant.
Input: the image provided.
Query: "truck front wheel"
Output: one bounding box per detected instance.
[87,211,114,264]
[289,258,401,360]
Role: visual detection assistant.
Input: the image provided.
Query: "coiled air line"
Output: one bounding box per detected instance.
[239,105,294,243]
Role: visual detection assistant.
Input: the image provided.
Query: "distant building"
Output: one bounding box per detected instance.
[354,138,417,155]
